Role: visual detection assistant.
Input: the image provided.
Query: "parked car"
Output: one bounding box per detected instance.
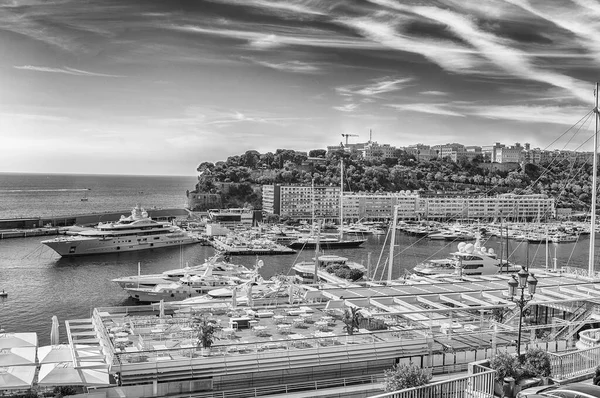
[517,382,600,398]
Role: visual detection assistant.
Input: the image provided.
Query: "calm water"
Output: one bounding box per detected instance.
[0,172,198,219]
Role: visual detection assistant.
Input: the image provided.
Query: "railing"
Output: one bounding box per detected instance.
[161,374,381,398]
[576,328,600,350]
[548,344,600,381]
[369,370,496,398]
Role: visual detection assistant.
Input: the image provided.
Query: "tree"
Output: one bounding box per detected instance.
[489,351,521,382]
[342,307,363,336]
[383,362,432,392]
[194,316,220,351]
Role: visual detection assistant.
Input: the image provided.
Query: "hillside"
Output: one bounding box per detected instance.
[191,148,594,211]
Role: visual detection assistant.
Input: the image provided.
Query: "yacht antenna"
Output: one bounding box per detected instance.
[590,82,599,277]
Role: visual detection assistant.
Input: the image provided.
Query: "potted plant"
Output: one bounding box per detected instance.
[489,351,521,396]
[383,362,432,392]
[522,347,552,385]
[194,316,220,356]
[342,307,362,338]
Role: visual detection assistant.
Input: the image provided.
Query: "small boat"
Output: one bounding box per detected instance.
[0,290,7,297]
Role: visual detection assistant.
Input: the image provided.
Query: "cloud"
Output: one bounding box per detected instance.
[172,24,379,50]
[365,0,590,102]
[466,104,592,126]
[14,65,123,77]
[246,58,320,73]
[340,16,483,73]
[337,77,413,97]
[333,103,358,112]
[387,103,465,117]
[420,90,448,96]
[207,0,327,17]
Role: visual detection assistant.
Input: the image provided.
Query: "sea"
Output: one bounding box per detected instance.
[0,172,596,346]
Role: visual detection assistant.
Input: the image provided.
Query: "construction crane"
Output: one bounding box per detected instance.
[341,133,359,145]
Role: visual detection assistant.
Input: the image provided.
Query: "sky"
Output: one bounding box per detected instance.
[2,0,600,176]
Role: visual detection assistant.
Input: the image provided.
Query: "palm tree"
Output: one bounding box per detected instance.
[194,316,220,353]
[342,307,363,336]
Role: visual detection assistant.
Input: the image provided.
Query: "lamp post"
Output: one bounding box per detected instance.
[507,267,538,359]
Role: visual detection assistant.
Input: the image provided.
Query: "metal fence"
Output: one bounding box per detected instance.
[369,370,496,398]
[548,344,600,381]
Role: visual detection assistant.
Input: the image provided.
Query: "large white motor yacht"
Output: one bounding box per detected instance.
[41,204,198,256]
[112,255,255,289]
[413,240,520,277]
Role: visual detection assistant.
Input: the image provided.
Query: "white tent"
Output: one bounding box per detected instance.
[37,362,111,387]
[0,366,36,390]
[0,333,37,349]
[37,345,104,364]
[0,346,36,367]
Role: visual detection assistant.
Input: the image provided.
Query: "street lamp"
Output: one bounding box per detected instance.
[507,267,538,358]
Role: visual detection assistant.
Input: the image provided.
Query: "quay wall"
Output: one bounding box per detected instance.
[0,208,189,233]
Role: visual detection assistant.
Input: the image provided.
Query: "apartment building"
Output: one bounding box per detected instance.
[263,184,341,222]
[263,186,555,222]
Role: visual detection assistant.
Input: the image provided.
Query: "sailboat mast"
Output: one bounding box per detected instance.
[387,205,398,283]
[339,160,344,241]
[589,82,599,277]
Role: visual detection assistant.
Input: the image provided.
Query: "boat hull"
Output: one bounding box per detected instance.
[288,239,366,250]
[42,236,198,257]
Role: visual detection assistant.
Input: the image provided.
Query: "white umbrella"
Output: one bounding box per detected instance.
[50,315,59,346]
[38,345,104,364]
[0,333,37,349]
[0,347,36,366]
[0,366,35,389]
[38,362,111,387]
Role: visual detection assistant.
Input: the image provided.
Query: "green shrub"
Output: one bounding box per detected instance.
[348,268,364,281]
[383,362,432,392]
[522,348,552,378]
[489,351,521,382]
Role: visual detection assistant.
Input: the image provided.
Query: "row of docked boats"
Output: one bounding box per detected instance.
[397,220,587,244]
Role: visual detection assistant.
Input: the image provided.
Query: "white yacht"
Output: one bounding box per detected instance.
[41,204,198,257]
[111,255,254,289]
[124,266,244,302]
[413,241,520,277]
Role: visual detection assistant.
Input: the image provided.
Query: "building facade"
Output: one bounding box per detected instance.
[262,185,555,222]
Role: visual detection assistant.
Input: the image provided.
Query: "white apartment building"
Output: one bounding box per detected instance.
[263,186,555,222]
[431,143,467,161]
[493,142,525,163]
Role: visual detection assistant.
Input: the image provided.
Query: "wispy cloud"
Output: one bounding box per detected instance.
[207,0,327,17]
[420,91,448,96]
[387,103,465,117]
[14,65,123,77]
[365,0,590,102]
[333,103,358,112]
[466,104,591,126]
[337,77,413,97]
[246,58,320,73]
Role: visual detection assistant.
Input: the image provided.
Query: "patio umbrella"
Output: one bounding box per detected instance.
[38,362,111,387]
[38,345,104,364]
[50,315,59,345]
[0,366,36,389]
[0,347,36,366]
[0,333,37,349]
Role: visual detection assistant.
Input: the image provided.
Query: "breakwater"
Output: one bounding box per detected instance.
[0,208,190,238]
